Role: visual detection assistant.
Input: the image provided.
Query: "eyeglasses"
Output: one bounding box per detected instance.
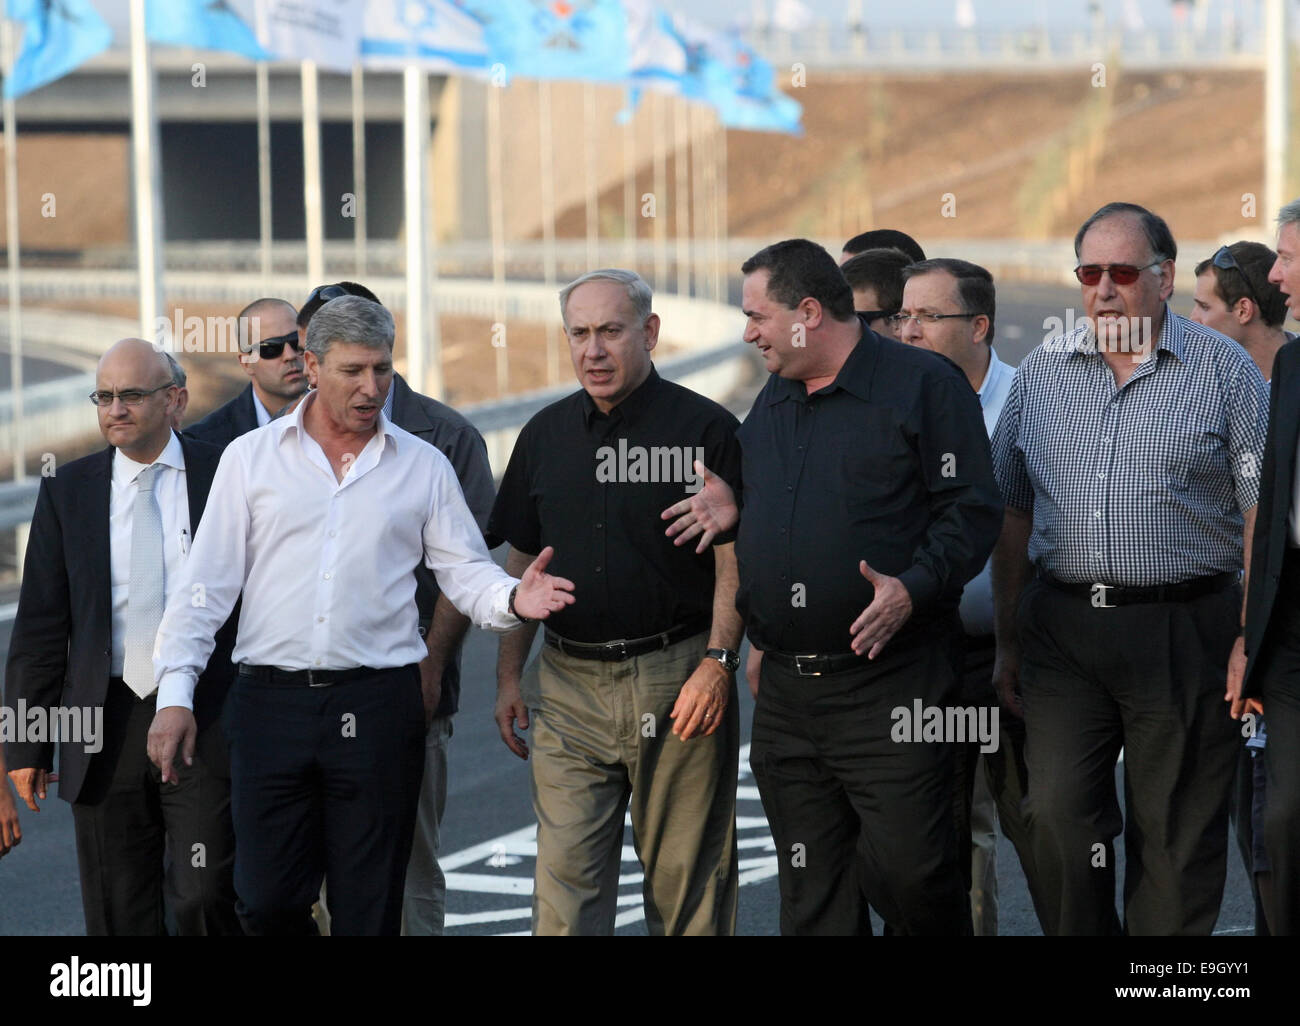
[1212,245,1262,309]
[249,331,304,360]
[1074,261,1163,286]
[89,383,175,407]
[888,311,979,328]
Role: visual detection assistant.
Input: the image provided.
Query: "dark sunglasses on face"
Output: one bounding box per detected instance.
[1212,245,1263,309]
[249,331,304,360]
[1074,260,1163,286]
[304,284,348,307]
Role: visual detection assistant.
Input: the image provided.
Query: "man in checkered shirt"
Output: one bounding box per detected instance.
[989,202,1269,935]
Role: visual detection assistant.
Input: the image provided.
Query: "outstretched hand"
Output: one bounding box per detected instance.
[848,561,913,659]
[512,546,577,620]
[661,461,739,554]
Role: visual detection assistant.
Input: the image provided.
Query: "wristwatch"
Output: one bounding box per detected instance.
[705,648,741,673]
[508,585,532,623]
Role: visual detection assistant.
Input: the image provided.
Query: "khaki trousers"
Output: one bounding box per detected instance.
[523,631,739,935]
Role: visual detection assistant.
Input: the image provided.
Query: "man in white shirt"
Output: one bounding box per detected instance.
[147,296,575,935]
[896,257,1035,934]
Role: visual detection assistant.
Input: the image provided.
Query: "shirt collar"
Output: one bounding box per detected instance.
[977,347,1010,403]
[382,380,396,421]
[112,429,185,486]
[766,314,876,405]
[1064,305,1184,363]
[581,364,661,427]
[277,389,399,454]
[250,389,273,427]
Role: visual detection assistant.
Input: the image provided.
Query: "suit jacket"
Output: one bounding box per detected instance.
[389,372,496,718]
[185,383,260,449]
[2,434,237,803]
[1243,338,1299,699]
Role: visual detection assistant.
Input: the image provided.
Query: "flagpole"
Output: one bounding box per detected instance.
[716,114,728,304]
[623,98,636,268]
[690,102,707,298]
[487,76,507,395]
[351,63,367,277]
[129,0,165,341]
[584,81,598,269]
[403,65,434,397]
[301,58,324,286]
[705,108,720,302]
[256,61,272,290]
[538,79,560,385]
[673,95,689,296]
[2,19,22,483]
[652,90,668,293]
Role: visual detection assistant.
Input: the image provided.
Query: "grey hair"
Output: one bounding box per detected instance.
[162,350,186,388]
[304,295,394,359]
[1277,198,1300,232]
[559,269,653,325]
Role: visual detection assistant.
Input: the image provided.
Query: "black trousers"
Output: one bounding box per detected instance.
[1017,576,1240,935]
[71,678,240,936]
[1256,552,1300,935]
[224,665,426,936]
[750,628,968,936]
[952,634,1048,931]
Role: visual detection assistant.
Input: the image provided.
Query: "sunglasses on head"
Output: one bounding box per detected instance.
[305,284,349,308]
[249,331,303,360]
[1212,245,1263,309]
[1074,260,1163,286]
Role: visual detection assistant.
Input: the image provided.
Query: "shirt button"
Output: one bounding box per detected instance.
[780,527,787,534]
[323,572,332,580]
[315,658,322,666]
[595,522,603,529]
[317,615,326,623]
[786,485,793,492]
[595,566,603,573]
[1094,511,1102,518]
[1097,472,1105,478]
[329,530,337,538]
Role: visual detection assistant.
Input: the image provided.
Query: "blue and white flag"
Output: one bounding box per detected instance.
[146,0,269,60]
[361,0,490,75]
[467,0,629,83]
[5,0,113,99]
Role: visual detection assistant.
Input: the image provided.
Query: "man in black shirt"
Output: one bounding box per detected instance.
[491,269,743,935]
[666,239,1003,934]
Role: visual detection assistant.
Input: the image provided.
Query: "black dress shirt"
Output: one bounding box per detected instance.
[489,366,742,643]
[736,317,1003,653]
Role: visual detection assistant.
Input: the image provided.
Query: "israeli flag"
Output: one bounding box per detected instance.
[5,0,114,99]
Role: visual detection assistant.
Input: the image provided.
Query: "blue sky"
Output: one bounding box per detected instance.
[657,0,1262,31]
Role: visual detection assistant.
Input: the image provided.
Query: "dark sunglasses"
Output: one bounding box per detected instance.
[859,309,897,325]
[1212,245,1262,308]
[250,331,304,360]
[1074,261,1163,286]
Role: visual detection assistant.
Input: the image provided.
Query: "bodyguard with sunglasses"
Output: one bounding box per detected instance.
[186,297,306,447]
[989,202,1269,935]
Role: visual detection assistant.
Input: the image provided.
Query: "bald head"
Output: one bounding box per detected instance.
[95,339,180,462]
[235,297,306,408]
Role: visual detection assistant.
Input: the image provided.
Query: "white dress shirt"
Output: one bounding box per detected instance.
[110,431,190,679]
[959,348,1014,637]
[251,389,273,428]
[155,391,520,710]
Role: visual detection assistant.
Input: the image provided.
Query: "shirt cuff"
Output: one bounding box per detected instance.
[156,672,198,712]
[485,577,523,630]
[897,564,941,612]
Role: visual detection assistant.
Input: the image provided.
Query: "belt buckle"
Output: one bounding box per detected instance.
[609,640,629,662]
[794,654,822,677]
[1090,582,1115,609]
[307,668,333,688]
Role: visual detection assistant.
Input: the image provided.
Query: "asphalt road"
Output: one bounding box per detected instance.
[0,283,1257,935]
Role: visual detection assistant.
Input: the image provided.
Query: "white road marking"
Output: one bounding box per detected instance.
[1,601,18,622]
[442,743,777,934]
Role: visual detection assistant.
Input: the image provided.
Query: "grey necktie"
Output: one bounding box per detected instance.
[123,463,165,699]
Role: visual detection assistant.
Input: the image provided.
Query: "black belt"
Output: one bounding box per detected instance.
[237,663,383,688]
[763,650,868,677]
[1037,571,1235,607]
[544,618,708,662]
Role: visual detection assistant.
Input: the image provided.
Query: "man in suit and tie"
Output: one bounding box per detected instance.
[186,297,305,447]
[1232,198,1300,936]
[3,338,240,935]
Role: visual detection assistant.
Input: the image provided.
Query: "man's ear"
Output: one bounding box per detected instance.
[971,314,991,346]
[1234,297,1256,326]
[798,296,825,330]
[643,312,661,352]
